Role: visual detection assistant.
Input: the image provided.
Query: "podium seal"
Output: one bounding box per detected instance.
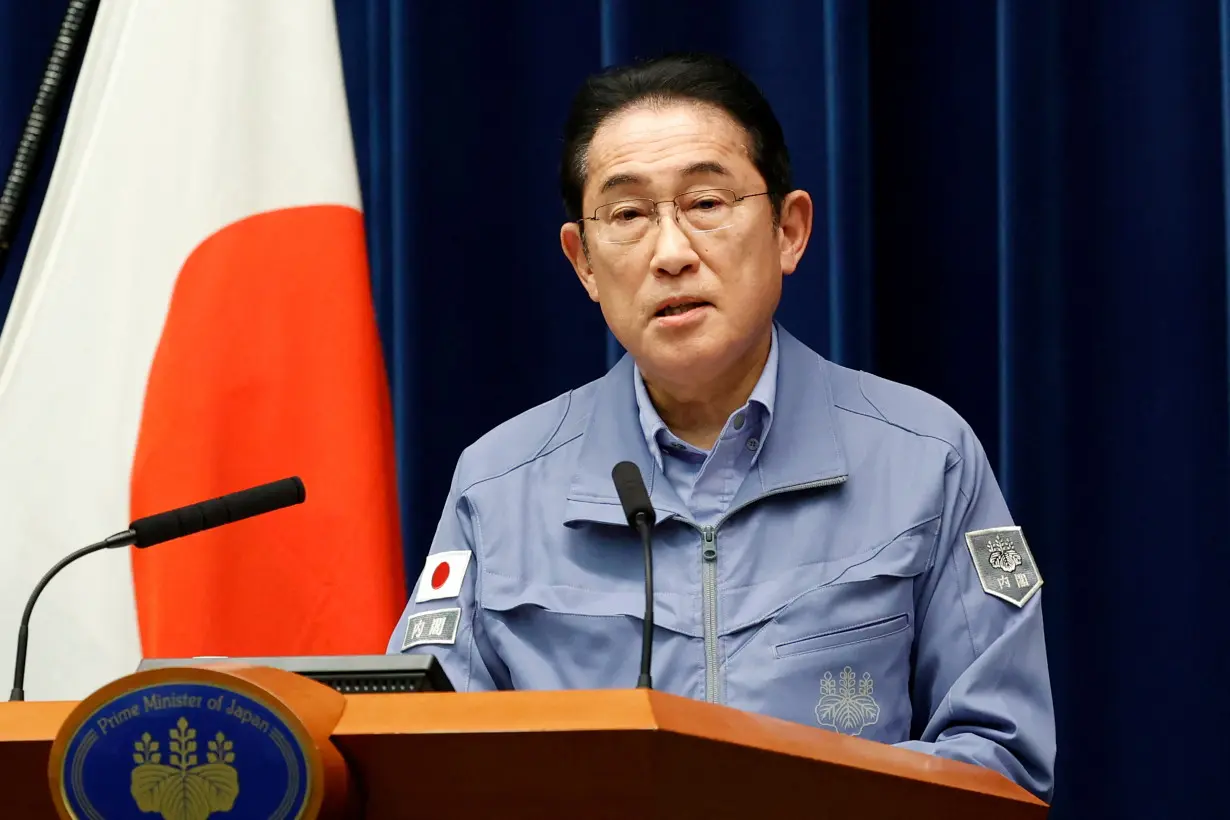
[49,669,323,819]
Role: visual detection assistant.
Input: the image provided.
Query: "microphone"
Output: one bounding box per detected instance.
[8,476,306,701]
[128,475,305,548]
[611,461,655,690]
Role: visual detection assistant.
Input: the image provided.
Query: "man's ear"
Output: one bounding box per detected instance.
[777,190,813,276]
[561,222,600,302]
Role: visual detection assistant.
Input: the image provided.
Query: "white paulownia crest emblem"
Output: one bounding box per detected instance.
[815,666,880,736]
[985,533,1023,572]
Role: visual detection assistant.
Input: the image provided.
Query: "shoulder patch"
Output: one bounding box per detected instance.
[401,607,461,651]
[964,526,1042,607]
[414,550,471,603]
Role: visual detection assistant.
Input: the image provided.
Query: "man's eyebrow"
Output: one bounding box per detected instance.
[681,161,731,178]
[595,162,732,197]
[597,173,645,195]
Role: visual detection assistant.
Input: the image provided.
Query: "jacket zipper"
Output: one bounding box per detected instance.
[701,525,719,703]
[694,474,847,705]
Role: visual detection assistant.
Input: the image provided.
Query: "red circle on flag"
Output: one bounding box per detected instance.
[431,562,450,589]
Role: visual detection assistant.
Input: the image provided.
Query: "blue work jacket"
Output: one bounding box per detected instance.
[388,324,1055,800]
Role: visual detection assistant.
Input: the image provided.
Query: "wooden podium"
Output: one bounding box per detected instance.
[0,664,1049,819]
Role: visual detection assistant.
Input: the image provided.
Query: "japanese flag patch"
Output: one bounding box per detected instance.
[414,550,471,603]
[965,526,1042,607]
[401,607,461,651]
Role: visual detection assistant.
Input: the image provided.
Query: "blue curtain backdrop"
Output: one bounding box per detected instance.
[3,1,1230,816]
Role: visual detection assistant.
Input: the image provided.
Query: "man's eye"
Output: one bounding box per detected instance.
[610,207,648,222]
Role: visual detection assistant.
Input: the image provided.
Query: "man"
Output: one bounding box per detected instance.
[388,52,1055,801]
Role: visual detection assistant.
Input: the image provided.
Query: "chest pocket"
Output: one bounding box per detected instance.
[477,570,703,694]
[723,530,933,742]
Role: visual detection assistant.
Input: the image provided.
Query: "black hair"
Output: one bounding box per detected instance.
[559,52,793,224]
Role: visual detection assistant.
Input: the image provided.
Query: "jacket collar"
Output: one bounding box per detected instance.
[564,323,848,527]
[633,322,780,472]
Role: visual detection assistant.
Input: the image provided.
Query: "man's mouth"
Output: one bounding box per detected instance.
[655,300,711,317]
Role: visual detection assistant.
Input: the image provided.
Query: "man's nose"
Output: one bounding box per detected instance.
[649,206,700,277]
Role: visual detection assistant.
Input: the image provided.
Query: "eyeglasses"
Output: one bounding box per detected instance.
[579,188,771,245]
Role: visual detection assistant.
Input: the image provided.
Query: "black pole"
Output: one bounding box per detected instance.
[0,0,99,271]
[9,534,130,701]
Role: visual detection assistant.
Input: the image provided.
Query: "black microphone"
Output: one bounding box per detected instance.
[8,476,306,701]
[611,461,655,690]
[128,475,305,548]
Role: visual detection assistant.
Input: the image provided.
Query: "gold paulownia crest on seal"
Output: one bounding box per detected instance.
[130,716,239,820]
[47,664,344,820]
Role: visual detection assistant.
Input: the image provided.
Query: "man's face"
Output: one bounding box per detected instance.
[561,103,811,391]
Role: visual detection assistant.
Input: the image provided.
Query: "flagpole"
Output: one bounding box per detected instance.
[0,0,98,268]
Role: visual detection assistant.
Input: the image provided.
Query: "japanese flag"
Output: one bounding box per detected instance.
[415,551,471,603]
[0,0,404,700]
